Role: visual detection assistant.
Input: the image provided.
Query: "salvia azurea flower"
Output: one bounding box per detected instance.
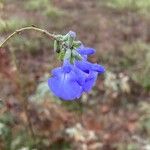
[48,31,105,100]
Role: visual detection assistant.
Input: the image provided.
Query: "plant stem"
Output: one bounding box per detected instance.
[0,26,56,48]
[10,47,36,142]
[0,26,56,144]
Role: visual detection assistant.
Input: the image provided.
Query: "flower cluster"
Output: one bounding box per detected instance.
[48,31,105,100]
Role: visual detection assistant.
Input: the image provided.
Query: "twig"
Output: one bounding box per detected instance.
[10,46,36,142]
[0,26,56,144]
[0,26,56,48]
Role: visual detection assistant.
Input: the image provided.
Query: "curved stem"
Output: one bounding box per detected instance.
[10,47,37,143]
[0,26,56,144]
[0,26,56,48]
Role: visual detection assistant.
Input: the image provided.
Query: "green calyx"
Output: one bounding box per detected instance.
[54,31,82,63]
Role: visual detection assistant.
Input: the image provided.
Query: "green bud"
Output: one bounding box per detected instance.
[62,34,69,41]
[73,41,82,48]
[67,37,74,48]
[62,31,77,48]
[57,50,65,61]
[55,35,64,41]
[64,49,71,60]
[54,40,60,53]
[72,50,82,61]
[70,56,75,64]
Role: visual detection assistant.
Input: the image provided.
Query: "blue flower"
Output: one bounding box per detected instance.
[82,71,98,92]
[48,44,105,100]
[77,45,95,60]
[48,60,83,100]
[75,45,105,92]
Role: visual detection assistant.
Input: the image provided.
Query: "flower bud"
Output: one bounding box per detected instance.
[73,41,82,48]
[68,31,76,39]
[64,49,71,60]
[54,40,60,53]
[72,50,82,61]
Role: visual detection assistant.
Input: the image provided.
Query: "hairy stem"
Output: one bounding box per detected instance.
[0,26,56,48]
[0,26,56,143]
[10,47,36,142]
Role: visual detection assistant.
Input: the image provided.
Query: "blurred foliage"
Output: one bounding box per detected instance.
[116,143,139,150]
[138,102,150,136]
[9,36,42,55]
[50,140,71,150]
[25,0,49,11]
[0,18,28,33]
[0,103,35,150]
[62,100,83,113]
[0,112,13,150]
[103,0,150,14]
[122,42,150,90]
[122,143,140,150]
[8,36,53,57]
[29,80,52,103]
[44,7,65,20]
[29,80,83,113]
[0,0,4,9]
[0,109,53,149]
[25,0,65,20]
[104,71,130,93]
[102,41,150,90]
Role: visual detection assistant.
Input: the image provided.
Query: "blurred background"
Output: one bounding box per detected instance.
[0,0,150,150]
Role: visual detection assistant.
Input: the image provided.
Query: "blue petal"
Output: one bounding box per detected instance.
[63,60,72,73]
[73,67,87,86]
[91,64,105,73]
[68,31,76,38]
[51,67,63,77]
[83,71,98,92]
[76,59,105,74]
[75,60,92,73]
[48,69,82,100]
[77,47,95,55]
